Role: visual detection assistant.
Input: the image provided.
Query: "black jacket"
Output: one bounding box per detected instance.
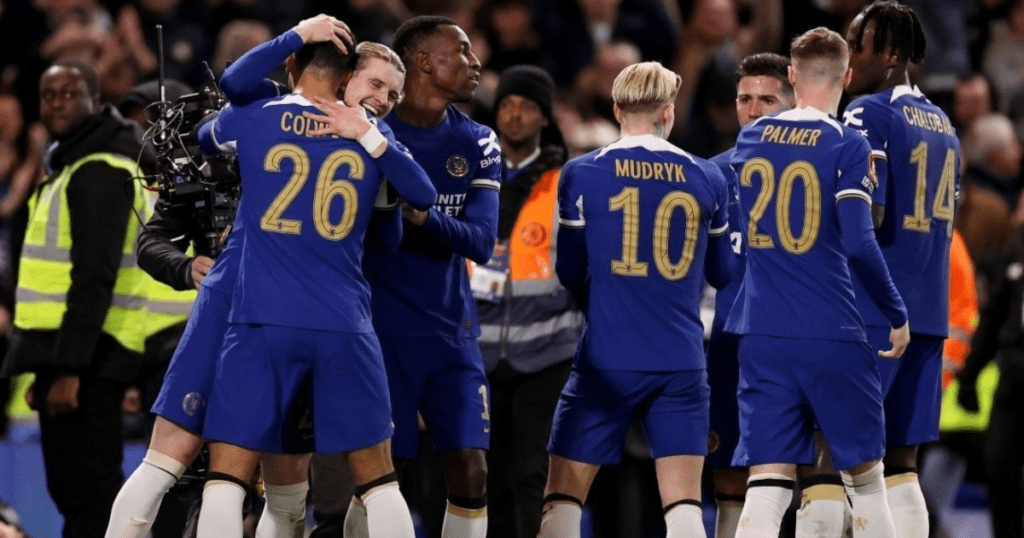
[2,106,155,383]
[960,227,1024,385]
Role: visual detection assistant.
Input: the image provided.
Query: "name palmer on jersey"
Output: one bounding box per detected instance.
[759,125,823,146]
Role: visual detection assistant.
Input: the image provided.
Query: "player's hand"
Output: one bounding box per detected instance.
[47,375,80,415]
[402,203,429,226]
[190,255,215,288]
[879,322,910,359]
[293,14,354,54]
[956,375,980,413]
[303,96,373,139]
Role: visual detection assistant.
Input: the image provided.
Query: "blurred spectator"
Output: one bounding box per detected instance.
[956,198,1024,538]
[476,0,543,74]
[952,73,996,131]
[532,0,678,87]
[671,0,781,152]
[571,40,639,124]
[982,0,1024,111]
[134,0,214,89]
[304,0,409,45]
[552,93,617,158]
[780,0,868,53]
[957,113,1022,261]
[211,19,272,74]
[902,0,974,94]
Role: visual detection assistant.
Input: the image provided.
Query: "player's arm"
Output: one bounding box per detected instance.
[137,199,212,290]
[407,129,501,265]
[366,182,403,252]
[302,98,437,210]
[197,105,241,157]
[704,167,734,289]
[842,99,891,229]
[56,162,135,373]
[220,15,353,105]
[836,141,908,356]
[554,161,588,292]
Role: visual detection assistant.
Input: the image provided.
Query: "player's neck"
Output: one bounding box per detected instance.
[795,86,841,117]
[394,86,451,128]
[619,118,665,138]
[875,70,912,93]
[293,77,339,103]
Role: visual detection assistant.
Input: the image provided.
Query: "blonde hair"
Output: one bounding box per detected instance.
[611,62,681,114]
[790,27,849,83]
[355,42,405,76]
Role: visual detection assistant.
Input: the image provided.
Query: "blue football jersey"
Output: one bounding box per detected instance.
[725,107,876,341]
[709,147,745,335]
[558,134,729,371]
[366,105,501,338]
[208,94,389,333]
[843,86,960,337]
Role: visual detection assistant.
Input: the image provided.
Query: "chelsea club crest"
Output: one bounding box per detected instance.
[446,154,469,178]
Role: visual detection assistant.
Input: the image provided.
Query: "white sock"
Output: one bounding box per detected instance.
[343,497,369,538]
[441,499,487,538]
[537,499,583,538]
[665,502,706,538]
[841,462,896,538]
[886,472,928,538]
[104,450,186,538]
[796,483,846,538]
[197,480,247,538]
[714,495,744,538]
[362,482,415,538]
[736,473,794,538]
[255,481,308,538]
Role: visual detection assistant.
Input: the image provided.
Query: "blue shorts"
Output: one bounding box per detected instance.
[151,286,228,435]
[204,324,392,454]
[548,365,709,465]
[380,335,490,459]
[733,335,885,471]
[867,327,943,447]
[706,330,742,469]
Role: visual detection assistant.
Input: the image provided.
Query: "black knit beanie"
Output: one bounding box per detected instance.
[493,65,555,119]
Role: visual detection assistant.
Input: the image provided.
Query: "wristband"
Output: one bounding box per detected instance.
[358,126,388,156]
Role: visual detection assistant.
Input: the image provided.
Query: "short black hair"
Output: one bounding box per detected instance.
[736,53,791,86]
[851,0,926,64]
[293,41,353,79]
[52,59,100,98]
[392,15,459,66]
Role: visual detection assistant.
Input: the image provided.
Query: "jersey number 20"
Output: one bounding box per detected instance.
[740,157,821,254]
[608,186,700,281]
[261,143,364,241]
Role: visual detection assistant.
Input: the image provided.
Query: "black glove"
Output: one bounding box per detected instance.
[957,375,980,413]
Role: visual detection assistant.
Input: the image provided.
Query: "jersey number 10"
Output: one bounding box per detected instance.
[261,143,364,241]
[608,186,700,281]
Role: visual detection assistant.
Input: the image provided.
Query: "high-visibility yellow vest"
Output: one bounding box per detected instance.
[140,191,197,338]
[14,152,150,353]
[939,362,1000,432]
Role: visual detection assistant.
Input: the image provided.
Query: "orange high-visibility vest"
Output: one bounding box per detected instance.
[943,230,978,389]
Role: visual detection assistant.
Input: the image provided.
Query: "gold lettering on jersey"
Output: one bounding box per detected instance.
[760,125,822,146]
[901,106,954,135]
[614,159,686,182]
[279,111,338,138]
